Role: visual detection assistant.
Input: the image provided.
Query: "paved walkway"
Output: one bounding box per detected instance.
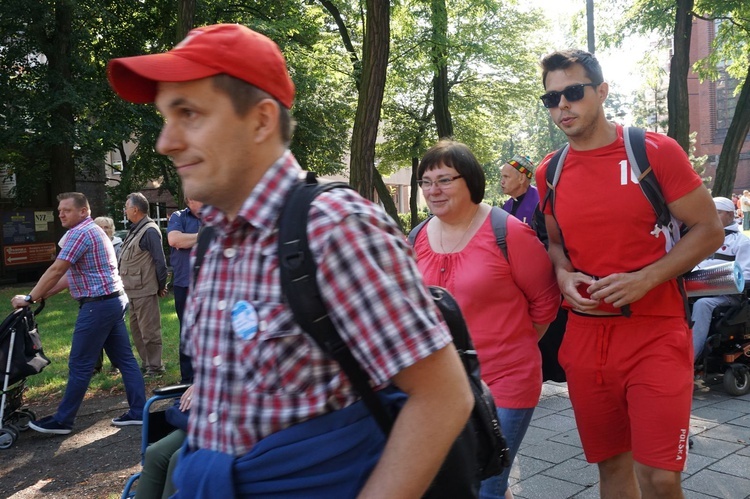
[510,380,750,498]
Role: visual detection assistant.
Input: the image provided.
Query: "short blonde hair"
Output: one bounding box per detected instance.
[94,216,115,239]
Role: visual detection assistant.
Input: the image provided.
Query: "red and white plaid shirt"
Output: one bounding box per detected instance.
[184,152,451,456]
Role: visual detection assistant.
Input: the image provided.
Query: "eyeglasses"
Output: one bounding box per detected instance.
[540,83,600,109]
[417,175,463,190]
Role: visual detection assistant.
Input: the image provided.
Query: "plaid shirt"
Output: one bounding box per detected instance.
[57,217,123,299]
[184,152,451,456]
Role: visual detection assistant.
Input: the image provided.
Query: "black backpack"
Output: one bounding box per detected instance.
[194,172,509,496]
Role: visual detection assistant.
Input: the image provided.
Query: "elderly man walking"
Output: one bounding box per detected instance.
[120,192,168,377]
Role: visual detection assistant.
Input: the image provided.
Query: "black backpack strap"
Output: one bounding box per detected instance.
[623,127,671,230]
[540,145,568,214]
[278,172,394,435]
[624,127,690,321]
[489,206,509,261]
[541,145,569,257]
[192,225,216,288]
[408,209,509,261]
[407,216,433,247]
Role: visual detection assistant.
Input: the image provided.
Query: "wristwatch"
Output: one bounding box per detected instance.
[24,294,34,304]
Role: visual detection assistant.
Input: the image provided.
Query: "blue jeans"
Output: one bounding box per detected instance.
[54,295,145,427]
[173,285,193,384]
[479,407,535,499]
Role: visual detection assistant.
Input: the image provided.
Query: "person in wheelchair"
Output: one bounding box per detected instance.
[135,385,193,499]
[691,197,750,361]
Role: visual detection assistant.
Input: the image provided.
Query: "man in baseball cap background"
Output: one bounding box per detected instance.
[108,23,473,498]
[690,196,750,362]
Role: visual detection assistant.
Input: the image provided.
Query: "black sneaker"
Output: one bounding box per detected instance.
[112,412,142,426]
[28,416,72,435]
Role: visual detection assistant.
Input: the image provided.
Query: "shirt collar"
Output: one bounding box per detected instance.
[128,216,151,232]
[725,222,741,233]
[201,150,302,232]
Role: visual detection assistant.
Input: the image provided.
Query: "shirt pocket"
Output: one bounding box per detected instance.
[241,302,315,395]
[120,267,143,290]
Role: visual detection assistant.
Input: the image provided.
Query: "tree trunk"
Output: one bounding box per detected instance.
[319,0,398,224]
[431,0,452,138]
[349,0,390,200]
[47,1,76,203]
[712,64,750,198]
[667,0,694,153]
[586,0,595,54]
[410,156,420,230]
[177,0,195,42]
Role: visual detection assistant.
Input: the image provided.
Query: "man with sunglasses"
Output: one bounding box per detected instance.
[535,50,723,498]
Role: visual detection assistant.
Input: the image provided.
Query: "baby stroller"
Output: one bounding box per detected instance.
[0,302,50,449]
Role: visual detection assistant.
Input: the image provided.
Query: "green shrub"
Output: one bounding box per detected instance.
[398,210,430,235]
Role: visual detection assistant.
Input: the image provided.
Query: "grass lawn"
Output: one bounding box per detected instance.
[0,285,182,402]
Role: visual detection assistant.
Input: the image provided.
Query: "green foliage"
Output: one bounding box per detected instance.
[398,208,429,235]
[692,4,750,84]
[379,0,547,192]
[687,131,711,187]
[630,52,670,133]
[0,0,354,210]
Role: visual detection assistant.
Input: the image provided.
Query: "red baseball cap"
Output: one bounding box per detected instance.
[107,24,295,108]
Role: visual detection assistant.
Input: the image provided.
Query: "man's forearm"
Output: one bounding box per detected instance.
[29,260,69,301]
[357,347,472,499]
[168,231,198,249]
[548,241,574,276]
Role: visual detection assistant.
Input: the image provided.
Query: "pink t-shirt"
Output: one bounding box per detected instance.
[414,213,560,408]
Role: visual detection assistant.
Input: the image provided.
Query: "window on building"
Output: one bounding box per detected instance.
[713,71,740,143]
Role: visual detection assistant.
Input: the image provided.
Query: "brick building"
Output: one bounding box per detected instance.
[688,18,750,192]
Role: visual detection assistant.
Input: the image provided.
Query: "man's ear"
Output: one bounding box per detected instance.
[251,98,281,143]
[598,81,609,104]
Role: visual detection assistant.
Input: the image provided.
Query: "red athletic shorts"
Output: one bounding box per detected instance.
[559,313,693,471]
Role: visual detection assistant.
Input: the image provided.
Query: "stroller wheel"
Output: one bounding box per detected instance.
[6,424,20,440]
[0,428,17,449]
[16,409,36,431]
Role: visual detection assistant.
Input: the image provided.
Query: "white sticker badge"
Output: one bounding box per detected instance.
[231,301,259,341]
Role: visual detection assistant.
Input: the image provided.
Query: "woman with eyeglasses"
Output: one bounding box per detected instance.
[410,139,560,499]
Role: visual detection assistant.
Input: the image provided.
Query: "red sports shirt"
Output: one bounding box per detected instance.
[535,125,703,317]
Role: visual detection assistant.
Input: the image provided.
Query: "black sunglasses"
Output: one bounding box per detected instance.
[540,83,600,109]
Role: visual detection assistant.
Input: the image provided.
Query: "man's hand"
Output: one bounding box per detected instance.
[557,269,599,311]
[10,295,31,309]
[587,270,654,308]
[158,288,169,298]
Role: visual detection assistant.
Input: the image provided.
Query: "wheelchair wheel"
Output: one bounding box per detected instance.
[723,366,750,396]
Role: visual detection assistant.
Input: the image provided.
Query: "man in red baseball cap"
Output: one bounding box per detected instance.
[108,24,473,498]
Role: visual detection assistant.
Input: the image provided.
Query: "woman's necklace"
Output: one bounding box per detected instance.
[439,205,480,255]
